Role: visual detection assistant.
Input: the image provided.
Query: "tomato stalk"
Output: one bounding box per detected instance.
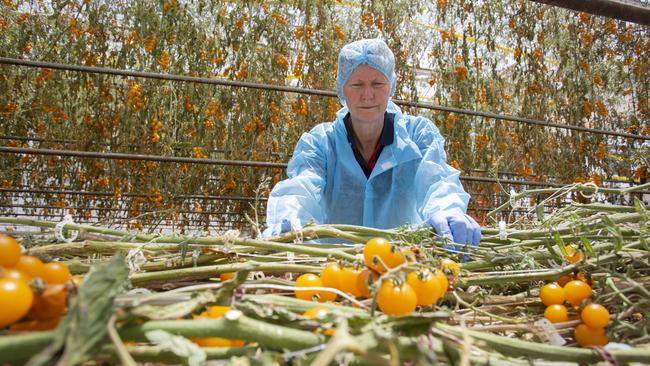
[486,182,650,224]
[436,322,650,364]
[129,262,323,286]
[458,240,645,287]
[119,313,326,350]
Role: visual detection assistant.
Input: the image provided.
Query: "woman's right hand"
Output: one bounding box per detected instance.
[262,219,300,237]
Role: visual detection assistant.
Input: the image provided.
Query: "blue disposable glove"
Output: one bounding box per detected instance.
[424,211,481,259]
[262,219,299,238]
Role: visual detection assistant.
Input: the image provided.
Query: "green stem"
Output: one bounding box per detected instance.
[26,241,179,257]
[436,323,650,363]
[107,314,137,366]
[275,226,370,244]
[0,330,56,363]
[462,238,633,271]
[129,262,322,286]
[0,217,357,262]
[229,238,358,262]
[573,203,648,213]
[322,224,398,238]
[119,314,325,351]
[240,294,369,316]
[605,277,634,306]
[459,241,642,286]
[487,183,650,223]
[486,235,625,251]
[140,254,228,272]
[0,315,322,363]
[505,212,643,240]
[0,217,155,241]
[96,345,258,363]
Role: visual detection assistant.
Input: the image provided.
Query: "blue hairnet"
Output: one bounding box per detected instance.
[336,38,396,105]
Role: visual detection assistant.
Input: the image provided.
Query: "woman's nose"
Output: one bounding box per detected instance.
[360,85,374,99]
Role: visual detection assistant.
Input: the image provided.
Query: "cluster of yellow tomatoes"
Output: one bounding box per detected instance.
[0,234,78,331]
[293,237,459,316]
[540,245,610,347]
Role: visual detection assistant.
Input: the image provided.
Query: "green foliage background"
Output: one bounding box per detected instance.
[1,0,648,232]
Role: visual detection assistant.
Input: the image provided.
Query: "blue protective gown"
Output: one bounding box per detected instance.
[265,101,470,231]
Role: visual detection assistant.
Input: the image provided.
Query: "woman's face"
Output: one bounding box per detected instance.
[343,64,390,125]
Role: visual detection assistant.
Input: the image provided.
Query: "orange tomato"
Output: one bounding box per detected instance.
[230,339,245,347]
[28,284,68,321]
[540,283,565,306]
[2,268,32,283]
[433,268,449,295]
[318,286,337,302]
[565,244,584,263]
[575,271,593,287]
[302,307,335,336]
[219,272,235,281]
[303,307,330,319]
[320,263,342,290]
[440,258,460,278]
[192,337,232,347]
[376,280,418,316]
[339,267,363,298]
[13,256,45,279]
[0,235,21,268]
[386,247,406,269]
[41,262,71,284]
[544,304,569,323]
[406,269,443,306]
[206,305,231,318]
[294,273,323,301]
[9,316,62,331]
[363,238,395,273]
[581,304,610,329]
[574,323,608,347]
[564,280,592,307]
[0,278,34,328]
[356,268,379,299]
[557,274,573,287]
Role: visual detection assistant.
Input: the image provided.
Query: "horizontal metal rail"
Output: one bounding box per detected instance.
[0,212,244,225]
[2,204,245,216]
[0,135,232,155]
[1,57,647,140]
[531,0,650,26]
[0,188,266,202]
[0,146,285,169]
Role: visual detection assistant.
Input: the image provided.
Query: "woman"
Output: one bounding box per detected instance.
[263,39,480,249]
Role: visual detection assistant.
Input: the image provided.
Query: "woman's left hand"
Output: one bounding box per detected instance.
[424,211,481,258]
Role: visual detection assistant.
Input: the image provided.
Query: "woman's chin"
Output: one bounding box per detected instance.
[351,110,383,124]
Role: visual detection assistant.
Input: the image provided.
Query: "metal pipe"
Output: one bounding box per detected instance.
[0,212,245,224]
[530,0,650,26]
[0,135,233,155]
[1,204,245,216]
[0,188,267,202]
[0,146,286,169]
